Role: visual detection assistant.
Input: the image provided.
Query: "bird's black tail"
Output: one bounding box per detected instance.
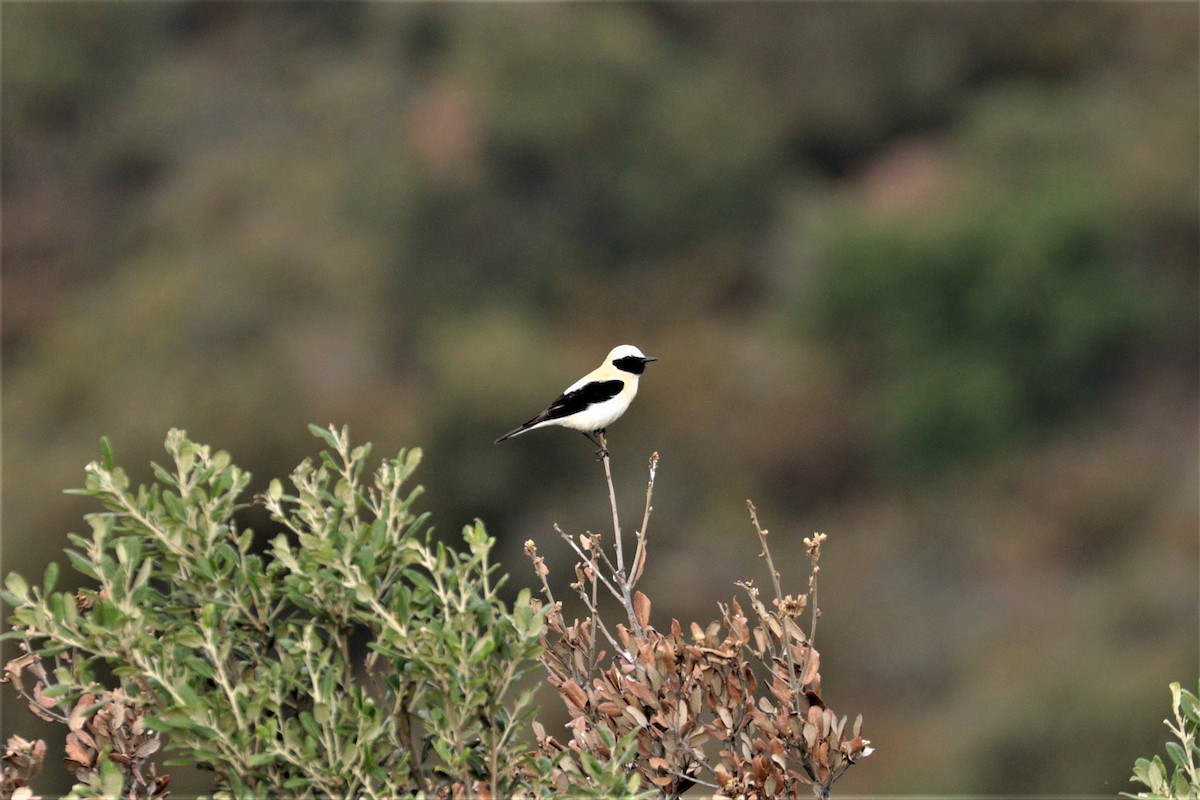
[494,425,530,444]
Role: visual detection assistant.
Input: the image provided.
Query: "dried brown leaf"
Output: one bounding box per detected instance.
[647,755,670,771]
[2,652,38,688]
[806,703,824,730]
[631,591,651,629]
[802,649,821,687]
[674,700,689,731]
[31,682,56,710]
[597,701,622,717]
[134,738,160,759]
[63,734,93,770]
[25,703,56,723]
[842,735,866,756]
[625,678,654,706]
[72,728,96,750]
[67,694,98,732]
[623,705,648,728]
[560,679,588,711]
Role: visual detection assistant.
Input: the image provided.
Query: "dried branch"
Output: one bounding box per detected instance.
[529,452,872,800]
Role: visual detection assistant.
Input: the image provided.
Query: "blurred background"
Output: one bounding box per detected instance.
[3,2,1196,796]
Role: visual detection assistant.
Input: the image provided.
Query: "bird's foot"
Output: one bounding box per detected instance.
[584,430,609,460]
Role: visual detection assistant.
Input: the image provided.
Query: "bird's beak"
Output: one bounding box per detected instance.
[642,356,658,363]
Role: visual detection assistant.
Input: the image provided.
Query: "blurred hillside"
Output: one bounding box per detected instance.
[2,3,1197,796]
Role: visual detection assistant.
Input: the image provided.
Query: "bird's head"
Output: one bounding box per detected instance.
[608,344,657,375]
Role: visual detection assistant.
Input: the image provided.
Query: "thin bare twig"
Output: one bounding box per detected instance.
[598,433,623,574]
[746,500,801,712]
[588,540,601,675]
[798,532,826,692]
[544,527,628,658]
[632,452,659,583]
[598,434,644,636]
[555,526,624,604]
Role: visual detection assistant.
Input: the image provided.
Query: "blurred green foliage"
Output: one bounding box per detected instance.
[807,169,1148,475]
[2,2,1196,796]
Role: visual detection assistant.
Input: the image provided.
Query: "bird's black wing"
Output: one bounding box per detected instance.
[541,379,624,421]
[495,379,624,443]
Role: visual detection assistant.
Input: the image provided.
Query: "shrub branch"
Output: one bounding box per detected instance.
[529,447,872,800]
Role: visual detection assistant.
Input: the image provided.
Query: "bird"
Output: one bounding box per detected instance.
[495,344,657,457]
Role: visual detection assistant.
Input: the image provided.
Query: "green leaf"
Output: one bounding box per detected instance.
[110,466,130,491]
[1179,690,1200,726]
[298,710,319,740]
[1131,756,1152,786]
[353,582,374,604]
[64,549,100,581]
[366,641,404,660]
[42,562,59,596]
[3,572,29,602]
[184,656,215,680]
[162,490,185,519]
[341,737,359,766]
[226,771,252,798]
[146,712,212,735]
[40,681,75,698]
[152,463,179,488]
[394,585,411,621]
[99,750,126,797]
[174,680,204,709]
[468,636,496,666]
[1166,740,1188,770]
[403,568,435,596]
[398,447,423,481]
[1147,757,1165,791]
[48,592,66,621]
[308,424,340,450]
[580,751,605,781]
[173,632,205,650]
[99,436,115,471]
[432,737,454,765]
[134,557,154,591]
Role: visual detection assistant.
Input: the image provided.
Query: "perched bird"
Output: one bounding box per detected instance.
[495,344,657,456]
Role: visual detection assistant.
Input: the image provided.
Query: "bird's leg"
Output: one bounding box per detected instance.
[583,429,609,460]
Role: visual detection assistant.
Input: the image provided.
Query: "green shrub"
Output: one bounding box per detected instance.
[1124,681,1200,800]
[0,425,629,799]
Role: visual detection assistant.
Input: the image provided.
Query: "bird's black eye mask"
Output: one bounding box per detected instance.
[613,355,649,374]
